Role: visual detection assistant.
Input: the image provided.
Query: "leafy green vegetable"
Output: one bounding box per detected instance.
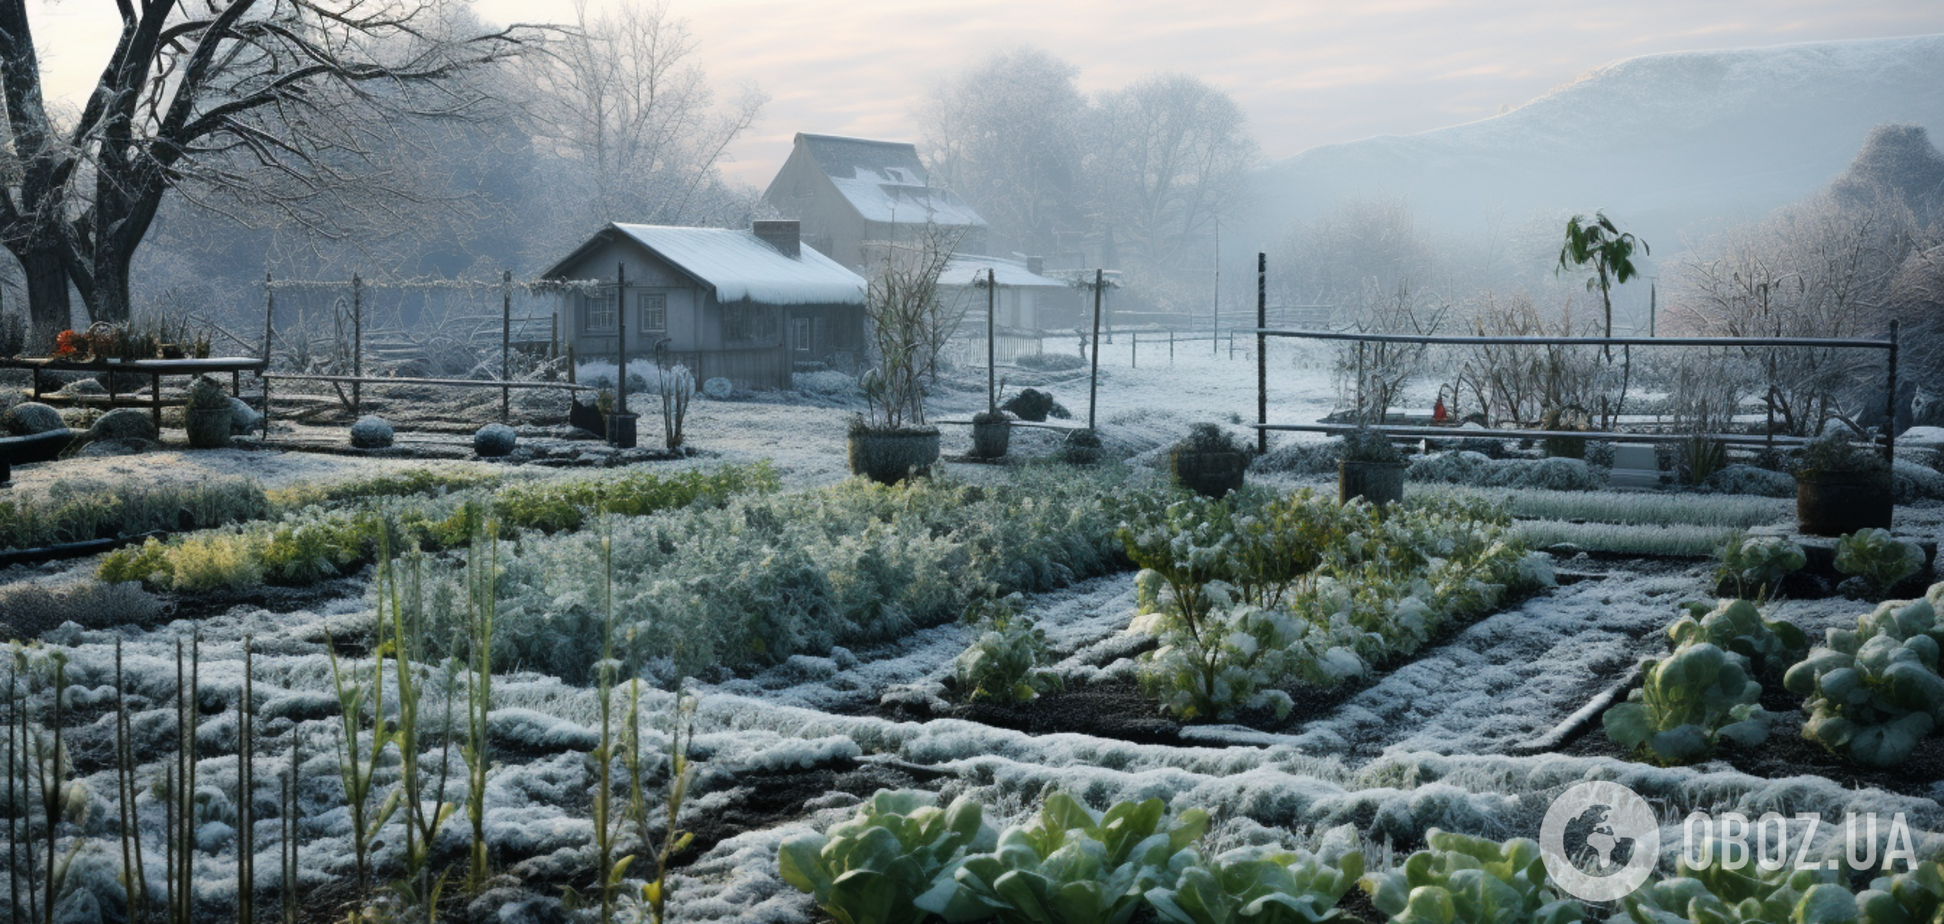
[1667,598,1808,678]
[1715,533,1806,599]
[1145,845,1364,924]
[779,789,996,924]
[1362,830,1582,924]
[916,793,1209,924]
[1603,643,1770,765]
[1785,630,1943,768]
[1834,529,1927,595]
[955,595,1063,704]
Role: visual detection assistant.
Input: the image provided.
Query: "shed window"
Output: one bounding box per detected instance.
[582,290,617,334]
[638,292,667,333]
[722,304,780,346]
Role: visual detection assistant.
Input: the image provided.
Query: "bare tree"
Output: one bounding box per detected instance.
[918,47,1087,257]
[1336,281,1447,424]
[517,0,764,232]
[1673,191,1923,434]
[1085,73,1256,273]
[1456,290,1613,428]
[0,0,535,342]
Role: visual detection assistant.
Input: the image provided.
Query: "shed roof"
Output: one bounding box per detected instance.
[542,224,867,306]
[939,255,1069,289]
[797,133,986,228]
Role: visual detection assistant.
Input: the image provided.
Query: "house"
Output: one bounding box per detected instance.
[540,220,866,390]
[761,133,987,270]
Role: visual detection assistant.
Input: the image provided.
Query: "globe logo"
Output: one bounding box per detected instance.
[1539,780,1659,901]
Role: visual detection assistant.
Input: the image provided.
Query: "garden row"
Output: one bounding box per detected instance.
[1603,581,1944,768]
[783,787,1944,924]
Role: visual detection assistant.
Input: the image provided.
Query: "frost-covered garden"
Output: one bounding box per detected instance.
[0,323,1940,924]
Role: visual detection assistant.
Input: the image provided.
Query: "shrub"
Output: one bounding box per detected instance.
[914,793,1209,924]
[1339,427,1402,464]
[1014,352,1087,373]
[779,790,995,924]
[1602,643,1770,765]
[0,477,268,551]
[1833,528,1926,593]
[1715,533,1807,599]
[1362,830,1582,924]
[954,595,1062,704]
[1178,423,1247,455]
[161,532,265,593]
[1797,431,1888,479]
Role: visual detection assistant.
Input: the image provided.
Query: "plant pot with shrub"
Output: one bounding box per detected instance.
[1794,431,1891,537]
[1338,426,1406,505]
[847,225,959,484]
[970,410,1010,459]
[1170,422,1249,498]
[183,375,232,449]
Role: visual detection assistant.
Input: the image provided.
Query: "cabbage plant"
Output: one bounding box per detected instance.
[1834,529,1927,595]
[779,790,996,924]
[1715,533,1806,599]
[1145,844,1364,924]
[955,596,1062,704]
[916,793,1209,924]
[1667,599,1808,678]
[1860,860,1944,924]
[1362,830,1582,924]
[1785,631,1944,768]
[1603,643,1770,765]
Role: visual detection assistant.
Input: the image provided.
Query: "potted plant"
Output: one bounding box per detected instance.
[1338,426,1407,505]
[1170,423,1249,498]
[847,225,961,484]
[1794,431,1891,537]
[970,410,1010,459]
[183,375,232,449]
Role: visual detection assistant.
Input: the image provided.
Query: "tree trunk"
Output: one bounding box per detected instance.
[20,246,70,352]
[89,237,135,327]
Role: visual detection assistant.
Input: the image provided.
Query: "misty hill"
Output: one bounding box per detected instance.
[1243,33,1944,250]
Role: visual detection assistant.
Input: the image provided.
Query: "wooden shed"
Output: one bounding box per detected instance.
[541,220,867,390]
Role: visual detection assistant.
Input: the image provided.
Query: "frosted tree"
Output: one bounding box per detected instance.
[0,0,535,344]
[918,47,1087,257]
[515,0,765,235]
[1084,73,1257,273]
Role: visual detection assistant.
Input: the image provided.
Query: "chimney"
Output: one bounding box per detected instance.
[753,220,800,258]
[1025,255,1044,275]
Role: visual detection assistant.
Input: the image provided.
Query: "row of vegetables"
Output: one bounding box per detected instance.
[778,789,1944,924]
[1604,585,1944,768]
[953,488,1553,722]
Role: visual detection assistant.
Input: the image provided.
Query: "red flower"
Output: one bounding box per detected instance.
[53,329,80,358]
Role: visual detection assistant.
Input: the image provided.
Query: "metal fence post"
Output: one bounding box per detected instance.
[351,273,362,417]
[1257,253,1267,454]
[262,272,274,436]
[501,269,512,423]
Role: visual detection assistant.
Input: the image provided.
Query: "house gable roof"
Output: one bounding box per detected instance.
[541,224,867,306]
[794,133,986,228]
[939,255,1068,289]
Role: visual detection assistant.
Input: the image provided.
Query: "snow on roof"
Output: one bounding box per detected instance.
[798,133,987,228]
[558,224,866,306]
[939,256,1068,288]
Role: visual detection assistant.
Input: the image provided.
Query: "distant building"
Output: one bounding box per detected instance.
[761,133,987,270]
[540,220,866,390]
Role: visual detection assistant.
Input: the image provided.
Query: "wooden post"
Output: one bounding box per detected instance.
[238,637,253,924]
[987,267,997,414]
[1257,253,1267,455]
[1885,318,1899,464]
[501,269,512,423]
[351,273,363,417]
[567,346,576,384]
[1169,329,1174,364]
[614,263,628,443]
[1131,331,1137,368]
[263,274,274,437]
[1088,269,1102,431]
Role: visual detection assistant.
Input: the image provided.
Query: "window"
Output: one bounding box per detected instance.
[722,304,781,345]
[582,290,617,334]
[791,316,813,356]
[638,292,667,333]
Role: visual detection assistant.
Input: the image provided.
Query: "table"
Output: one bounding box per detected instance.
[0,356,267,430]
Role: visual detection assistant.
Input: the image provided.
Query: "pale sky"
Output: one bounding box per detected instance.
[22,0,1944,187]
